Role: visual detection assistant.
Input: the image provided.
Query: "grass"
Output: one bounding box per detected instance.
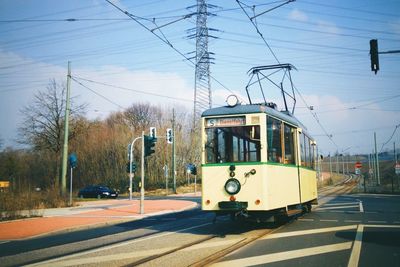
[0,189,69,221]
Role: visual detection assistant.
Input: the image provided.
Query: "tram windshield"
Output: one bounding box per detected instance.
[205,126,261,163]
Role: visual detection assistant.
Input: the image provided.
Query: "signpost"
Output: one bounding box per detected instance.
[68,153,77,206]
[396,163,400,175]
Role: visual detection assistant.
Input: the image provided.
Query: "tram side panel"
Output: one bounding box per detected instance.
[264,164,301,209]
[298,167,318,204]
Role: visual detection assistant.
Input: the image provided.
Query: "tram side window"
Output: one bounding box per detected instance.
[300,132,306,166]
[284,124,295,165]
[267,117,282,163]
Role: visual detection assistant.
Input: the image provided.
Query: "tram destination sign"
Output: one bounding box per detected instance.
[206,117,245,127]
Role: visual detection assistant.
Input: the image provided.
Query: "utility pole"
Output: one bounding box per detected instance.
[374,132,381,185]
[172,109,176,194]
[60,61,71,196]
[329,153,332,180]
[336,153,339,174]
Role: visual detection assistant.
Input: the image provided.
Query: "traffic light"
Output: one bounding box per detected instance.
[144,135,157,157]
[187,163,197,175]
[126,162,137,173]
[370,39,379,74]
[166,128,173,144]
[150,127,157,138]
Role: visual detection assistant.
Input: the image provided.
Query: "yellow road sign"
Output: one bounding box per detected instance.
[0,181,10,188]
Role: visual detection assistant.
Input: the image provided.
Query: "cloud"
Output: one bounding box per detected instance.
[288,9,309,22]
[294,94,399,154]
[316,20,341,35]
[0,51,194,147]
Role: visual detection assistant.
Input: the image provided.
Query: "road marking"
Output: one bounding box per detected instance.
[26,222,213,266]
[344,220,361,223]
[298,218,314,222]
[347,224,364,267]
[320,219,339,222]
[316,205,359,211]
[212,242,353,267]
[260,225,357,240]
[359,201,364,213]
[367,220,387,224]
[365,224,400,228]
[323,202,360,206]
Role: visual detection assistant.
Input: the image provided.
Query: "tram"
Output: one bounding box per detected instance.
[201,94,318,221]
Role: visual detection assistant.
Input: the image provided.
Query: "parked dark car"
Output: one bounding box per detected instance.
[78,185,118,199]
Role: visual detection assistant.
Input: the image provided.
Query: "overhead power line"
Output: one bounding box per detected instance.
[72,76,192,103]
[380,124,400,153]
[105,0,242,104]
[71,77,125,109]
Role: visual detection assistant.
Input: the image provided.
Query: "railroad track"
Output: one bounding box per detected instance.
[124,178,361,266]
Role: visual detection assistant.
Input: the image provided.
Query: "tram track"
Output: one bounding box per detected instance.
[120,219,290,267]
[126,179,361,266]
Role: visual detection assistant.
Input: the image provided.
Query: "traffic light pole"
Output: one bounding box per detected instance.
[128,136,141,201]
[140,131,145,214]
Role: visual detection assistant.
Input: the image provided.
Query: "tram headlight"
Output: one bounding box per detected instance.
[224,178,241,195]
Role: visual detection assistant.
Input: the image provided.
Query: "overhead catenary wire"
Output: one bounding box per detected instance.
[105,0,244,104]
[72,76,193,103]
[380,124,400,153]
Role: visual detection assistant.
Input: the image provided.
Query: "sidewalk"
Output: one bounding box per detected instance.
[0,196,198,241]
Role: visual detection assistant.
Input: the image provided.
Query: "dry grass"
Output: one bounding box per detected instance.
[0,189,69,221]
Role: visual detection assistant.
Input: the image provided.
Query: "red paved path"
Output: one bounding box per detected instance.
[0,199,196,240]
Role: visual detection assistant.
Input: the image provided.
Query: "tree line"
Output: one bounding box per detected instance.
[0,79,200,195]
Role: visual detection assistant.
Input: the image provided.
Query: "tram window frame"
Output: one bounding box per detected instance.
[283,124,295,165]
[204,125,261,164]
[300,132,306,166]
[299,132,315,169]
[267,117,283,163]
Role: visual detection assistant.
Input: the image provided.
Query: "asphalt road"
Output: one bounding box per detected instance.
[1,192,400,266]
[212,193,400,267]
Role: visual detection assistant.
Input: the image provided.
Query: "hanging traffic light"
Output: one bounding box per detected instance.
[370,39,379,74]
[166,128,173,144]
[144,135,157,157]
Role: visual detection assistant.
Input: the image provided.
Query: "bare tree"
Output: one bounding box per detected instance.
[18,79,87,187]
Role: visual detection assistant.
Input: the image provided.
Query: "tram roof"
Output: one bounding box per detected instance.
[201,104,308,132]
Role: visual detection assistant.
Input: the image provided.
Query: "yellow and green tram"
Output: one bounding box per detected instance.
[201,101,318,221]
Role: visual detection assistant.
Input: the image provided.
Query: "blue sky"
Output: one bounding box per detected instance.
[0,0,399,155]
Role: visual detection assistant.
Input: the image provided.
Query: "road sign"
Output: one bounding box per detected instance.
[355,162,362,169]
[396,163,400,175]
[0,181,10,188]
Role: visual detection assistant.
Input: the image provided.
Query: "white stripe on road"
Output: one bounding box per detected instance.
[347,224,364,267]
[298,218,314,222]
[261,225,357,240]
[212,242,353,267]
[365,224,400,228]
[367,220,387,224]
[323,202,360,206]
[359,201,364,213]
[26,222,212,267]
[32,238,245,267]
[316,205,359,211]
[320,219,339,222]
